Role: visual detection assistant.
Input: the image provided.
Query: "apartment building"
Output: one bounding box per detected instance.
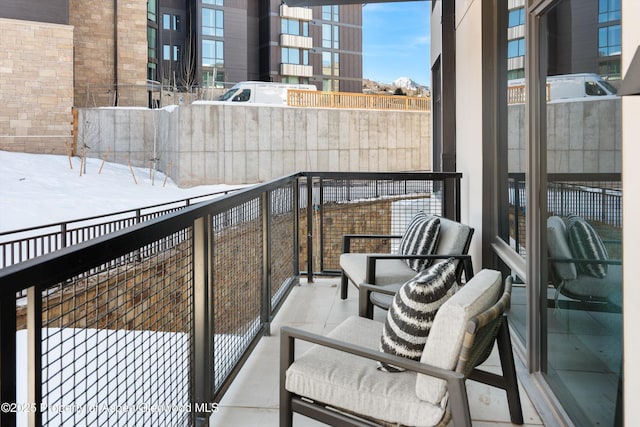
[150,0,363,93]
[507,0,621,80]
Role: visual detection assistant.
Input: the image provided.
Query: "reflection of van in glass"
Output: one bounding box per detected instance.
[218,81,317,105]
[509,73,618,101]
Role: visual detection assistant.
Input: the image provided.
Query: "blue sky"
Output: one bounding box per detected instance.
[362,1,431,86]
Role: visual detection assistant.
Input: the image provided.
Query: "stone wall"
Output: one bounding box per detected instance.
[0,18,73,154]
[70,0,148,108]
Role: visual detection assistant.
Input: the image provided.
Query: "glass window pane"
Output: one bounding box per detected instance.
[322,24,331,48]
[147,0,156,21]
[542,2,623,426]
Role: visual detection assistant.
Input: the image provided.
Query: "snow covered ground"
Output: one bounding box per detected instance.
[0,150,258,425]
[0,150,243,233]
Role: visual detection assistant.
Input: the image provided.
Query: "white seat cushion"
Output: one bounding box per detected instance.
[285,316,447,427]
[416,269,502,403]
[339,253,417,286]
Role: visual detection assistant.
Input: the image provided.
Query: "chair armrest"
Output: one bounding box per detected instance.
[342,234,403,253]
[549,257,622,266]
[365,254,474,284]
[358,283,397,318]
[280,325,465,382]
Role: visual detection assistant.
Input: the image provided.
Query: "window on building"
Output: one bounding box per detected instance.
[322,24,339,49]
[202,40,224,68]
[322,51,331,75]
[282,47,301,65]
[202,70,224,87]
[508,8,525,28]
[599,24,621,56]
[322,51,339,76]
[599,59,621,78]
[508,69,525,80]
[147,0,157,22]
[203,8,224,37]
[282,18,299,36]
[203,0,223,5]
[322,79,338,91]
[163,14,171,30]
[507,38,525,58]
[163,44,170,59]
[322,5,339,21]
[148,62,157,81]
[599,0,620,23]
[148,27,157,58]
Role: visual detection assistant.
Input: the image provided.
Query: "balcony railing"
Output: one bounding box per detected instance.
[287,90,432,111]
[0,189,242,269]
[0,171,461,427]
[508,173,622,255]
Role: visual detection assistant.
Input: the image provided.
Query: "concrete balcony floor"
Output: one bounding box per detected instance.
[210,277,545,426]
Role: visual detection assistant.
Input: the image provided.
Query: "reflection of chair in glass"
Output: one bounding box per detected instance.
[547,215,621,312]
[339,213,474,302]
[280,270,523,427]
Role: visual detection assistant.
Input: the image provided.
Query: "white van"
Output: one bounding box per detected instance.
[218,81,317,105]
[509,73,618,101]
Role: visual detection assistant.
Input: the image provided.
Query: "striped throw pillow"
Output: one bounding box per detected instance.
[397,213,441,272]
[566,215,609,278]
[378,258,458,372]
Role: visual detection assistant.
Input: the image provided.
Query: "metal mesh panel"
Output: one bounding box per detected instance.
[32,228,193,427]
[269,185,296,307]
[307,178,442,273]
[211,199,263,392]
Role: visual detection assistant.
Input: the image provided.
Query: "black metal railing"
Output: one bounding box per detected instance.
[508,173,622,255]
[0,171,461,427]
[0,189,242,269]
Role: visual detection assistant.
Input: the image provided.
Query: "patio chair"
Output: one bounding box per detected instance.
[547,215,622,312]
[281,269,523,427]
[339,212,474,309]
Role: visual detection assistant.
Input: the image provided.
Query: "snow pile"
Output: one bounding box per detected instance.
[0,151,243,233]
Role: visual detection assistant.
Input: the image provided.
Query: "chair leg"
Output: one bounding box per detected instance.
[340,271,349,300]
[280,331,294,427]
[496,317,524,425]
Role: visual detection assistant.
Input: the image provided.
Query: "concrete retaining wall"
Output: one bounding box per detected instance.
[78,97,620,187]
[508,98,621,173]
[79,103,432,186]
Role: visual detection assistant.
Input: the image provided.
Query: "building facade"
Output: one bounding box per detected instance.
[0,0,74,154]
[507,0,621,80]
[148,0,363,93]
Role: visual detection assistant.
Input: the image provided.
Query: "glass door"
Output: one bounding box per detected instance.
[534,1,623,425]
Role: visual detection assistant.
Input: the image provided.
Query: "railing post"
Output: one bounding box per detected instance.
[0,297,17,427]
[261,192,272,334]
[293,178,300,276]
[306,178,314,283]
[60,223,67,249]
[193,216,213,427]
[443,175,461,222]
[27,286,42,427]
[513,177,521,255]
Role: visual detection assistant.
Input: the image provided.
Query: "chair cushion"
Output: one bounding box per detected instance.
[416,269,502,404]
[378,258,457,372]
[397,213,441,271]
[434,217,472,256]
[561,264,622,301]
[547,216,578,281]
[285,316,447,426]
[339,253,417,286]
[566,215,609,278]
